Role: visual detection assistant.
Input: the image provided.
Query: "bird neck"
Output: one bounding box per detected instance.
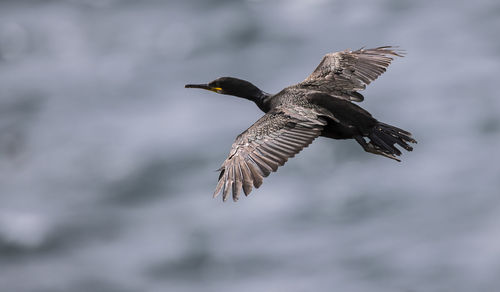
[232,84,271,113]
[254,92,272,113]
[241,91,271,113]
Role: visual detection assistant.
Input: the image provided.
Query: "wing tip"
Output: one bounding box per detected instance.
[357,45,405,58]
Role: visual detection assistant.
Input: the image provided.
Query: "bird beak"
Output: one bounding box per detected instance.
[185,83,222,93]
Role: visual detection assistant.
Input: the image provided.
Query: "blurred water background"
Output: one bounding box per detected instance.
[1,0,500,291]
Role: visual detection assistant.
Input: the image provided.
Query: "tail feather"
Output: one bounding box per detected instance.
[363,122,416,161]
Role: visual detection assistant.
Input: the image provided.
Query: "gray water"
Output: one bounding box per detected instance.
[1,0,500,291]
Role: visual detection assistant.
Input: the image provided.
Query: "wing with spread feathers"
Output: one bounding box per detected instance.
[298,46,403,102]
[214,107,327,201]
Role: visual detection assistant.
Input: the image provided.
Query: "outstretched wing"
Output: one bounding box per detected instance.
[299,46,403,102]
[214,108,326,202]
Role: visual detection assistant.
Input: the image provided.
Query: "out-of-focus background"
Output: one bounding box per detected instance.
[1,0,499,291]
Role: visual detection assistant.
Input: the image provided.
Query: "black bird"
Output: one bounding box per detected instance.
[186,46,416,202]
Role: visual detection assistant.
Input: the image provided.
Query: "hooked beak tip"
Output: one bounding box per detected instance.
[185,83,209,89]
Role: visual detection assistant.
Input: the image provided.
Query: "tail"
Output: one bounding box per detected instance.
[355,122,417,161]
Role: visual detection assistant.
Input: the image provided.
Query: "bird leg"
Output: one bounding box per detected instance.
[354,135,400,162]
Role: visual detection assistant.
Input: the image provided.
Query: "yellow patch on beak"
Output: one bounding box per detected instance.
[210,87,223,93]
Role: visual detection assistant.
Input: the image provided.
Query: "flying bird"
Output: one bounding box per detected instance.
[185,46,416,202]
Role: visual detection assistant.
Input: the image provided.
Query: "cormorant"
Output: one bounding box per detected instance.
[186,46,416,202]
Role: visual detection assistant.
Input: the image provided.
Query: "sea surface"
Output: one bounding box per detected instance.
[1,0,500,291]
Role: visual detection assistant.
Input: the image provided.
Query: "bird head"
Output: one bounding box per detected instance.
[185,77,263,100]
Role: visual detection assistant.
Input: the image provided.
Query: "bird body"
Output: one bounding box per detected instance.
[186,46,416,201]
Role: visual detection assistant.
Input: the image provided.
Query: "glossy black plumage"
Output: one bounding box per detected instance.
[186,46,416,201]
